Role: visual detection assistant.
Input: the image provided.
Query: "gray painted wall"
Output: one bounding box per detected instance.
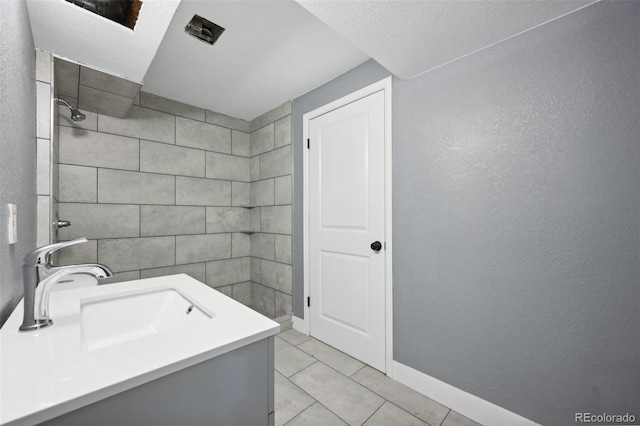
[292,59,392,316]
[0,0,37,327]
[293,2,639,424]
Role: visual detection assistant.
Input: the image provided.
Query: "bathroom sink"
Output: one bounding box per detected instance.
[1,273,279,426]
[81,287,213,351]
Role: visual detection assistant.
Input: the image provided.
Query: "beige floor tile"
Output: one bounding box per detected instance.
[363,401,428,426]
[354,368,449,426]
[279,329,312,346]
[290,362,384,426]
[275,337,317,377]
[349,365,379,381]
[285,402,348,426]
[275,371,315,426]
[297,339,365,377]
[441,410,482,426]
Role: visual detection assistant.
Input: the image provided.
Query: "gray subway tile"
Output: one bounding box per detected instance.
[57,238,97,266]
[232,233,250,258]
[232,281,251,305]
[80,66,141,98]
[98,236,175,272]
[250,156,261,181]
[251,257,261,283]
[98,169,175,204]
[250,123,274,157]
[250,101,291,132]
[251,282,275,317]
[36,49,51,83]
[58,203,139,240]
[206,152,249,182]
[176,177,231,206]
[58,105,97,131]
[140,140,205,177]
[140,263,207,283]
[274,115,291,148]
[36,196,50,247]
[275,291,292,318]
[59,164,97,202]
[206,207,250,233]
[37,138,50,195]
[141,205,205,236]
[261,145,291,179]
[232,130,250,157]
[176,234,231,264]
[37,81,51,139]
[205,110,251,132]
[59,126,139,171]
[176,116,231,153]
[275,234,292,264]
[261,206,291,234]
[232,182,250,207]
[261,260,292,294]
[251,179,275,206]
[216,285,233,298]
[251,233,275,260]
[140,92,205,121]
[98,105,175,144]
[206,257,250,287]
[250,208,261,232]
[54,57,79,100]
[274,175,291,205]
[78,85,134,118]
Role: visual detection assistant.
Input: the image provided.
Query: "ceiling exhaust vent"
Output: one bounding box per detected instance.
[185,14,225,45]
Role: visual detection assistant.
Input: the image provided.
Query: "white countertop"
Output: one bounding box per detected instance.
[0,274,280,426]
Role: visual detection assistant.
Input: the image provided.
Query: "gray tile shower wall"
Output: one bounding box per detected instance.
[248,103,293,318]
[56,91,255,304]
[56,89,293,317]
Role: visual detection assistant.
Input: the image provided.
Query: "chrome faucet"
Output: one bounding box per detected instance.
[20,237,113,332]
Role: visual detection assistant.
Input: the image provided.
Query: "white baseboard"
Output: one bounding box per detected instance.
[393,361,539,426]
[291,315,308,334]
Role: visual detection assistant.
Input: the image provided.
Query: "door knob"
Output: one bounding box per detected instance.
[370,241,382,252]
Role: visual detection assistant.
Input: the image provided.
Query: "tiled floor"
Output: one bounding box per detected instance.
[275,329,482,426]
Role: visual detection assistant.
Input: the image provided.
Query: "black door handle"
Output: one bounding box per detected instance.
[370,241,382,252]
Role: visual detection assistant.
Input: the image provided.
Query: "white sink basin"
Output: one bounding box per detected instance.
[81,287,213,351]
[1,274,279,426]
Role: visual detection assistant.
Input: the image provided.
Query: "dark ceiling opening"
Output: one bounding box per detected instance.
[65,0,142,30]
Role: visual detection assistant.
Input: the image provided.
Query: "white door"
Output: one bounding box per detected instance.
[308,90,386,371]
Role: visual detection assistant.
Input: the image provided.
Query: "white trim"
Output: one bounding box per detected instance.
[291,315,306,334]
[393,361,540,426]
[302,77,393,375]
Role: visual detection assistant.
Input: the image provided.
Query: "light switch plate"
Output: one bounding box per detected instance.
[8,204,17,244]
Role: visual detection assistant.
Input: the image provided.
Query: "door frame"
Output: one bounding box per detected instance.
[300,77,393,376]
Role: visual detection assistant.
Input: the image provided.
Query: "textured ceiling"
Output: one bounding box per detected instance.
[296,0,597,79]
[142,0,369,121]
[26,0,180,83]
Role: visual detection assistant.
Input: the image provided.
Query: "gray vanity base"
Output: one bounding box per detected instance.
[40,337,275,426]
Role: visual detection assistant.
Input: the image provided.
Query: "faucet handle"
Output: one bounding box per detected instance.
[23,237,88,266]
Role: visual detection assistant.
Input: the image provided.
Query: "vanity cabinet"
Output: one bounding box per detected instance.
[40,337,275,426]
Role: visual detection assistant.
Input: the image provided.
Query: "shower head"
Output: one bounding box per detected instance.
[56,98,86,122]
